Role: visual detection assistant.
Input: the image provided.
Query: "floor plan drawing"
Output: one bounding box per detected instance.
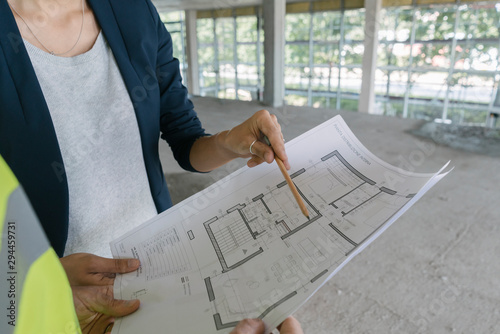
[198,148,422,331]
[110,115,450,334]
[204,212,264,273]
[138,226,192,281]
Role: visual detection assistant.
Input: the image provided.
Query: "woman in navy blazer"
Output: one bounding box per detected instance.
[0,0,296,330]
[0,0,290,257]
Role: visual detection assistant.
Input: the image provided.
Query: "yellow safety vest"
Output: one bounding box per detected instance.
[0,156,81,334]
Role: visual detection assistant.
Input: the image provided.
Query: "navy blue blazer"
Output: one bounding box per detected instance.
[0,0,207,257]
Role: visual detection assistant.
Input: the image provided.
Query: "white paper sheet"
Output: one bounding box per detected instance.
[110,115,450,333]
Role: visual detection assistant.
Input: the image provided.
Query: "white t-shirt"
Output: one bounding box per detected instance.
[24,32,158,257]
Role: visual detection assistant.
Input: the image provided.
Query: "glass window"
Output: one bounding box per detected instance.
[378,43,412,67]
[160,11,187,85]
[198,46,215,68]
[236,16,258,43]
[343,10,365,41]
[458,6,500,39]
[374,69,389,97]
[343,43,364,66]
[198,18,214,44]
[285,94,308,106]
[311,67,332,92]
[415,7,456,41]
[286,43,310,65]
[284,66,309,91]
[190,1,499,126]
[387,71,409,98]
[285,8,364,108]
[197,12,263,101]
[379,8,413,43]
[237,44,258,64]
[286,13,310,41]
[313,11,342,42]
[313,43,338,65]
[455,42,499,71]
[411,43,451,69]
[237,64,259,87]
[448,74,495,105]
[378,3,499,125]
[409,71,448,101]
[339,67,362,105]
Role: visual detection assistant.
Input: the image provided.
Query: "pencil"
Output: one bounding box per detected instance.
[264,136,310,219]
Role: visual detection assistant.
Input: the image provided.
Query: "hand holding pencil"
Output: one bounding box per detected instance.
[264,136,310,220]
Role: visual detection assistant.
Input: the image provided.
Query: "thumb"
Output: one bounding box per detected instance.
[89,256,140,274]
[97,296,141,317]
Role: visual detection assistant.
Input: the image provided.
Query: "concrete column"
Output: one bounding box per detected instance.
[358,0,382,114]
[263,0,286,108]
[185,10,200,96]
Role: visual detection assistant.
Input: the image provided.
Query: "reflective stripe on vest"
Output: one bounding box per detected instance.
[0,157,81,334]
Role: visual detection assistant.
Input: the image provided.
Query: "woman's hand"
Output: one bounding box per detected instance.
[221,109,290,169]
[190,109,290,172]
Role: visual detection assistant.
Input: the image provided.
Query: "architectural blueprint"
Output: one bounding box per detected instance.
[110,116,450,333]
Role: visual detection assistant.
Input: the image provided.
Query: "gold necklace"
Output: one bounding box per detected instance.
[8,0,85,56]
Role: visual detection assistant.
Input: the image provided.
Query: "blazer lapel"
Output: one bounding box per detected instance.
[0,0,53,126]
[0,0,70,255]
[87,0,145,107]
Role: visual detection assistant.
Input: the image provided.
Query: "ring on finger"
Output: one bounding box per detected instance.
[104,323,114,334]
[249,139,258,155]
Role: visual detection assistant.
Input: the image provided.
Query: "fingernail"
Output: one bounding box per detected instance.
[248,161,257,168]
[265,152,273,163]
[128,259,140,268]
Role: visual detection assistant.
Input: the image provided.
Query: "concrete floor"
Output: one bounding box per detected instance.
[160,97,500,334]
